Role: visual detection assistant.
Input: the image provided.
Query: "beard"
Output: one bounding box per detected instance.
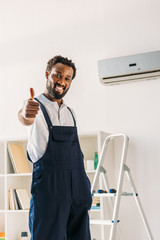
[46,81,69,100]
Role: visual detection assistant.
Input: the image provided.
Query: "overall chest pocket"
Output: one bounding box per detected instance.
[52,132,81,162]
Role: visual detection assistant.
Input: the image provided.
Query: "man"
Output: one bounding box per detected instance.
[18,56,92,240]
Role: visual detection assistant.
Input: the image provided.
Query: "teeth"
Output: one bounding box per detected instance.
[56,87,63,90]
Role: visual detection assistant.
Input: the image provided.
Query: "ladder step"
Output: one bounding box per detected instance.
[90,219,120,225]
[92,192,133,197]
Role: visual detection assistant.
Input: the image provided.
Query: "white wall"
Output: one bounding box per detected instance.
[102,1,160,239]
[0,0,160,239]
[0,0,107,138]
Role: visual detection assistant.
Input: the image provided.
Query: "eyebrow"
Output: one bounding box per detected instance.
[55,71,72,79]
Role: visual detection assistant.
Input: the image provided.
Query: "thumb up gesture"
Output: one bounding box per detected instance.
[22,88,40,119]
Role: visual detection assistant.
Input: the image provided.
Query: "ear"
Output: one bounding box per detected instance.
[45,71,49,79]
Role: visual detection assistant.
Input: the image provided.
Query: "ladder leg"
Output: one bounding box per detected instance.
[125,166,154,240]
[109,136,129,240]
[100,173,105,240]
[102,172,123,240]
[109,172,124,240]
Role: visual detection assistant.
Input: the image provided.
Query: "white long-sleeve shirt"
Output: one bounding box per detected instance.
[27,94,76,163]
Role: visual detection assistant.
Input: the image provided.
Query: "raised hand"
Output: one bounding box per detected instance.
[22,88,40,119]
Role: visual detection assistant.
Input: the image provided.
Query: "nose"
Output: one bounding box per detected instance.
[57,77,65,86]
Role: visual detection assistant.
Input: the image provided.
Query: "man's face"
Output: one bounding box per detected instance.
[46,63,73,100]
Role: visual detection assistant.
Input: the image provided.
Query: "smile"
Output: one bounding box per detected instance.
[55,86,64,94]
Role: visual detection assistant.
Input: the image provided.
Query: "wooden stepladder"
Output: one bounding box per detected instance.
[90,133,154,240]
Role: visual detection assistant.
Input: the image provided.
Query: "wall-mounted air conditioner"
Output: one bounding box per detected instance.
[98,50,160,85]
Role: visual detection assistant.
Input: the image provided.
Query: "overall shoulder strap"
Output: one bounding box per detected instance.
[67,107,76,127]
[34,98,53,129]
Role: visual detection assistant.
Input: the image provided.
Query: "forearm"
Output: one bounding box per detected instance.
[18,109,35,126]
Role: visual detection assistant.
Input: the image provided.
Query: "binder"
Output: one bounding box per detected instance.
[14,189,22,210]
[7,143,31,173]
[16,189,30,210]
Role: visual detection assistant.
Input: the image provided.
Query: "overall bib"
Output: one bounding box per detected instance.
[28,99,92,240]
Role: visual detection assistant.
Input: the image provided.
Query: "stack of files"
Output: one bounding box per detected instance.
[7,143,31,173]
[9,188,30,210]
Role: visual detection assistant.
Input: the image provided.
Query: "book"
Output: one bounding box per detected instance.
[14,189,23,210]
[92,197,100,203]
[9,189,15,210]
[92,196,100,207]
[7,143,31,173]
[9,189,26,210]
[13,189,19,210]
[16,189,30,210]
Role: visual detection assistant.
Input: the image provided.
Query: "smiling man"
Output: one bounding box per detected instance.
[44,58,74,104]
[18,56,92,240]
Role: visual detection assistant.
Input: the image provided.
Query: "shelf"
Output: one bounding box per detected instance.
[0,210,29,213]
[6,173,32,177]
[86,170,96,174]
[7,210,29,213]
[78,130,108,137]
[90,219,114,225]
[92,192,134,197]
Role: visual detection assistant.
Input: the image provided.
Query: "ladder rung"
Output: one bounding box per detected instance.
[92,192,133,197]
[90,219,119,225]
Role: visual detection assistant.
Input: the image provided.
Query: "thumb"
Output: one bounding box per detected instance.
[30,88,35,100]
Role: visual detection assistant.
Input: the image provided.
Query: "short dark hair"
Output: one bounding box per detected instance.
[46,55,76,79]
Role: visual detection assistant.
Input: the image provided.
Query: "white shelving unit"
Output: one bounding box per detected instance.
[0,138,32,240]
[0,131,113,240]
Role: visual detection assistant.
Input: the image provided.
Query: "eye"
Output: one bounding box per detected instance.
[65,78,71,82]
[54,73,61,79]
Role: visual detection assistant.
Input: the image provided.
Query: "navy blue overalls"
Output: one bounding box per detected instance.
[27,99,92,240]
